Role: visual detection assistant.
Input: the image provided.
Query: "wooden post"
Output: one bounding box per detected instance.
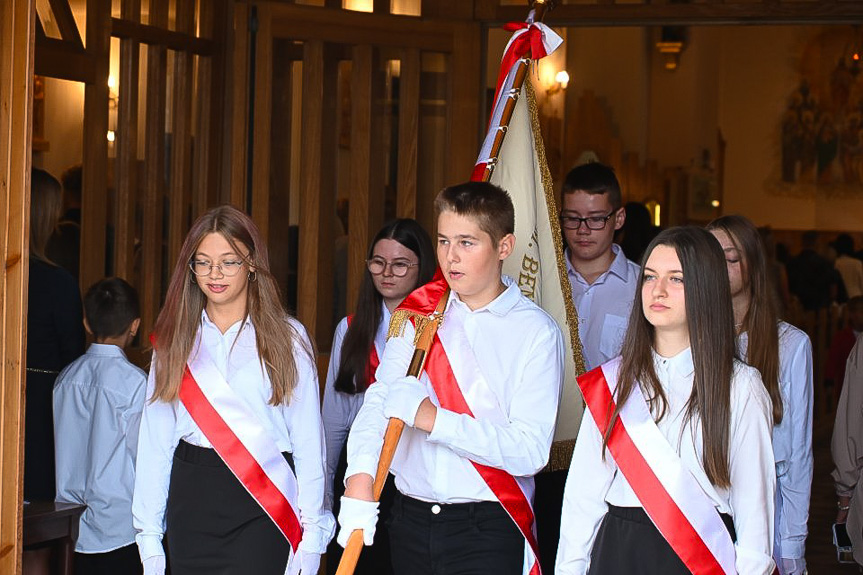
[396,48,419,219]
[0,2,34,573]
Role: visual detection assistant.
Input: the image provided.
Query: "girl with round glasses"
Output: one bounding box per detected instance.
[133,206,333,575]
[323,218,435,574]
[708,215,813,575]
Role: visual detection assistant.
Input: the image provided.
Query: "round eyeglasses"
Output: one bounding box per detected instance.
[366,258,419,277]
[559,211,616,231]
[189,259,245,277]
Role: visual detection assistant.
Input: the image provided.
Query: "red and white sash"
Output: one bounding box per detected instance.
[578,358,736,575]
[179,335,303,552]
[346,314,381,386]
[423,298,541,575]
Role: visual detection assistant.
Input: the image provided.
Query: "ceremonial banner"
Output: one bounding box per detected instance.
[473,21,585,469]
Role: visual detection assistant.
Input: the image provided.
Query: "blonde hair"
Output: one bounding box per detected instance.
[30,168,63,262]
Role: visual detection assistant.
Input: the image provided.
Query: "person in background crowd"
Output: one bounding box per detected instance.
[25,167,85,502]
[832,333,863,566]
[54,277,146,575]
[709,215,813,575]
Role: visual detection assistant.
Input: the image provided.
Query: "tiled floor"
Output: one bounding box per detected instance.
[806,413,860,574]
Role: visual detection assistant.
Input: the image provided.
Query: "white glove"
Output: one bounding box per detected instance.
[336,496,379,547]
[285,549,321,575]
[383,376,428,427]
[142,555,166,575]
[780,557,806,575]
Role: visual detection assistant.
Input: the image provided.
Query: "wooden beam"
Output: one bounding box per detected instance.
[346,45,373,314]
[114,0,141,282]
[228,3,249,209]
[34,37,95,83]
[47,0,84,48]
[491,2,863,26]
[396,47,419,219]
[298,40,337,347]
[270,4,453,52]
[167,0,196,265]
[251,2,273,241]
[110,17,216,54]
[448,22,482,184]
[0,1,34,572]
[139,0,168,341]
[80,0,111,294]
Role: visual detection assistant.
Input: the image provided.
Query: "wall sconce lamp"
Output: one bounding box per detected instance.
[656,26,687,71]
[546,70,570,96]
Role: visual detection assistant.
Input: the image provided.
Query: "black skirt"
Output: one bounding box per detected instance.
[587,505,736,575]
[165,441,294,575]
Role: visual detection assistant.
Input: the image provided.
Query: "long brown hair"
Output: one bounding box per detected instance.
[707,215,783,425]
[151,205,310,405]
[605,226,736,488]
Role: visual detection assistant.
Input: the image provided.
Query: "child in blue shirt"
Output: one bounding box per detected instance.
[53,277,146,575]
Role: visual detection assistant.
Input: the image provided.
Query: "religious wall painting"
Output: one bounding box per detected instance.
[770,27,863,199]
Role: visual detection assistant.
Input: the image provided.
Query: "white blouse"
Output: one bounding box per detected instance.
[556,348,776,575]
[132,311,335,561]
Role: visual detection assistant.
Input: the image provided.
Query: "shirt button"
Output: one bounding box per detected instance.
[431,504,441,515]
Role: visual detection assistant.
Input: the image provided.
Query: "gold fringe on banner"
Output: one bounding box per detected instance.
[388,309,439,347]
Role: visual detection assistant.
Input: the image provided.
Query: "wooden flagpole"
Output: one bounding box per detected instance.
[334,2,554,573]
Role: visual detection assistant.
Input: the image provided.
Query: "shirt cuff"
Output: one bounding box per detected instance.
[779,539,805,561]
[298,519,336,554]
[135,533,165,562]
[427,407,458,444]
[345,454,378,484]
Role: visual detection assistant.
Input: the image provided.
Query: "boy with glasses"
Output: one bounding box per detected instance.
[559,161,640,372]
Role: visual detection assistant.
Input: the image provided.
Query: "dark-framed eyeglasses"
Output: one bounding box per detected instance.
[189,259,245,277]
[559,211,616,231]
[366,258,419,277]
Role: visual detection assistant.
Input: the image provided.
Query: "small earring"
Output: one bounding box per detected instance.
[248,270,257,282]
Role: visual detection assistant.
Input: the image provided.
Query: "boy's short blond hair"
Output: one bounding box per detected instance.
[434,182,515,244]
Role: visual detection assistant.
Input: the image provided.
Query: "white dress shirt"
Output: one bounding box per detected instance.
[556,348,776,575]
[54,343,147,553]
[739,322,813,566]
[836,255,863,299]
[132,311,335,561]
[346,277,564,503]
[565,244,640,371]
[321,304,389,510]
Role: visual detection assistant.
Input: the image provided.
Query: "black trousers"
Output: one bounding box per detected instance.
[388,492,525,575]
[74,544,142,575]
[533,469,567,574]
[165,441,293,575]
[587,505,737,575]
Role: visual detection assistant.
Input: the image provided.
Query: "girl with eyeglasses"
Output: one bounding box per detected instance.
[707,215,813,575]
[556,226,776,574]
[322,218,435,574]
[133,206,333,575]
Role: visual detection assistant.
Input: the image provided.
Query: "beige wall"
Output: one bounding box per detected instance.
[32,77,85,182]
[554,24,863,232]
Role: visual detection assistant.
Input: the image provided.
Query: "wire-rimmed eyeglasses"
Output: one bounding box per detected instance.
[189,259,245,277]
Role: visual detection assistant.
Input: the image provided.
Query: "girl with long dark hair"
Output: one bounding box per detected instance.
[708,215,813,575]
[322,218,435,574]
[133,206,333,575]
[556,226,776,574]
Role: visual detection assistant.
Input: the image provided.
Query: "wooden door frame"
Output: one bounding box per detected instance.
[0,1,35,574]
